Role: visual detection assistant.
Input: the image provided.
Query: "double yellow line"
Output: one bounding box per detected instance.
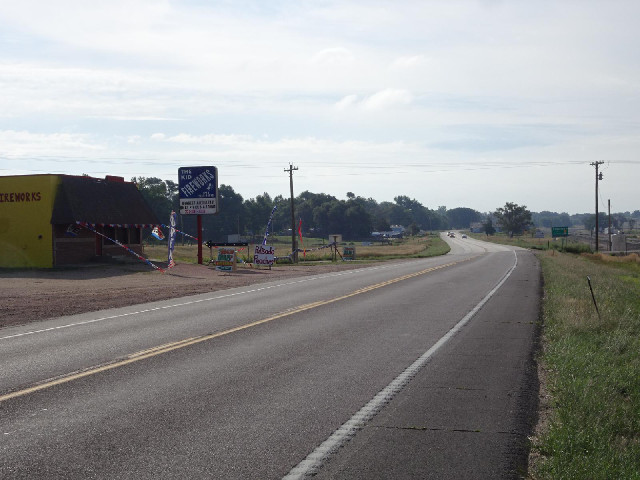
[0,259,467,403]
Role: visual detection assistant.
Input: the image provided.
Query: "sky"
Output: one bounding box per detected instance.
[1,0,639,215]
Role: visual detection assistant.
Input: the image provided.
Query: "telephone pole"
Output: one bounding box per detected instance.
[590,161,604,252]
[608,199,612,251]
[285,164,298,263]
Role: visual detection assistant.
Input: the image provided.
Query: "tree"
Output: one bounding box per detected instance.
[447,207,481,229]
[132,176,177,225]
[584,212,608,233]
[244,192,275,237]
[484,217,496,236]
[494,202,532,237]
[408,222,420,236]
[532,211,571,228]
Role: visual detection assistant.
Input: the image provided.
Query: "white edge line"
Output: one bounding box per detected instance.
[282,250,519,480]
[0,261,418,341]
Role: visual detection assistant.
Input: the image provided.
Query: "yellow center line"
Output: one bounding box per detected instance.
[0,257,473,403]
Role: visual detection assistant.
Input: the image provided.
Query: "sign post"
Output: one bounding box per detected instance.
[178,166,219,264]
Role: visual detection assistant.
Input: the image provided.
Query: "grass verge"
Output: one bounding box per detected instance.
[469,232,591,254]
[144,234,450,265]
[530,251,640,479]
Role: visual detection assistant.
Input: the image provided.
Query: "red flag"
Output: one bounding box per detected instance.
[298,219,306,257]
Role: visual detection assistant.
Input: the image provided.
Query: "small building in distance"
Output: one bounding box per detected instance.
[0,174,159,268]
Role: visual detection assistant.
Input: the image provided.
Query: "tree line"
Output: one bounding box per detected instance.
[133,177,481,242]
[134,177,639,242]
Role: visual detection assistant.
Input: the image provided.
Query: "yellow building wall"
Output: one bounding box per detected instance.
[0,175,61,268]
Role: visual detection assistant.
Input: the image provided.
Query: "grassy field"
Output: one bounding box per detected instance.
[143,234,450,265]
[468,232,591,254]
[530,250,640,479]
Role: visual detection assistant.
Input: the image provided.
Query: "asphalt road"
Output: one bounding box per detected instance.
[1,234,540,479]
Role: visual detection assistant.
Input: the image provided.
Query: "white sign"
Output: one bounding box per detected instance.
[254,245,275,266]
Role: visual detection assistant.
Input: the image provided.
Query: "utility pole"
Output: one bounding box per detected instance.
[608,199,612,251]
[285,164,299,263]
[590,161,604,252]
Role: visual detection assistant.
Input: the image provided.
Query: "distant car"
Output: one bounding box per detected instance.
[450,233,455,238]
[461,234,467,238]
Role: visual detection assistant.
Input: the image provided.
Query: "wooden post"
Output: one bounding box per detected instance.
[197,214,203,265]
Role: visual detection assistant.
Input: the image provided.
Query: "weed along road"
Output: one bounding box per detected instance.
[0,235,540,479]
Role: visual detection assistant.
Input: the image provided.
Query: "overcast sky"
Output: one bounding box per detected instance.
[1,0,638,214]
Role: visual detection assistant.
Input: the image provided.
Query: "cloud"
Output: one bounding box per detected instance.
[391,55,427,69]
[163,133,254,146]
[362,89,413,110]
[0,130,102,154]
[309,47,354,67]
[335,94,359,110]
[334,90,414,111]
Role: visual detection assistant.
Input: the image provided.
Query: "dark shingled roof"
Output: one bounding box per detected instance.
[50,175,159,225]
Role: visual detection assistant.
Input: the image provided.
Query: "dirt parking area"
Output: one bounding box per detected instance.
[0,261,371,330]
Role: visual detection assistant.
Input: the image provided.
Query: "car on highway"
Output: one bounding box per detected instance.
[461,234,467,238]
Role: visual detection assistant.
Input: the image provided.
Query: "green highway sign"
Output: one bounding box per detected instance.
[552,226,569,237]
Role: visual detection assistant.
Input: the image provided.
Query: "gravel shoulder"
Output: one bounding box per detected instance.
[0,261,372,329]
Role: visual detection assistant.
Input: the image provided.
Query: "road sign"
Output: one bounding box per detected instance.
[178,166,218,215]
[551,226,569,237]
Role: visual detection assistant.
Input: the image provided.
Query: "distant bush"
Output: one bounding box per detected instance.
[563,243,591,254]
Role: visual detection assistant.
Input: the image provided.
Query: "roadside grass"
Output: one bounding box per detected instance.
[144,234,449,265]
[468,232,591,254]
[530,251,640,479]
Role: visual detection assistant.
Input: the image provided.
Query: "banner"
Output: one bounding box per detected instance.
[168,211,177,269]
[262,205,278,245]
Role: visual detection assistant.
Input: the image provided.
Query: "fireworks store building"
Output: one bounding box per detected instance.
[0,174,159,268]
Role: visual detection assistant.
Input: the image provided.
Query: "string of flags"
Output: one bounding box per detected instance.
[72,210,349,271]
[275,242,337,261]
[76,222,165,273]
[161,223,197,241]
[74,222,157,228]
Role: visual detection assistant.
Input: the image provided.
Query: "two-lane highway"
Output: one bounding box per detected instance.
[1,235,540,479]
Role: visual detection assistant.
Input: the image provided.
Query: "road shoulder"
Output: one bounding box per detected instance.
[314,249,542,479]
